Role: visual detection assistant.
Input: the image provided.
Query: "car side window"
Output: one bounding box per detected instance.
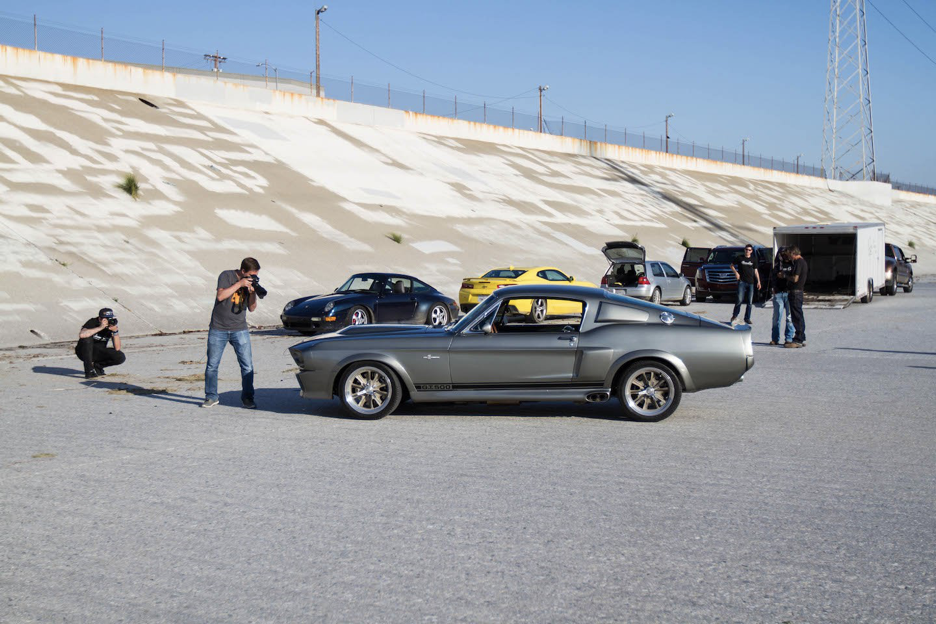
[385,277,412,294]
[893,246,904,261]
[651,263,665,278]
[662,263,679,278]
[494,298,585,333]
[537,270,569,282]
[411,279,431,293]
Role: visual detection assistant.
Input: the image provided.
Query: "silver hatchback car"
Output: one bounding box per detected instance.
[600,241,693,306]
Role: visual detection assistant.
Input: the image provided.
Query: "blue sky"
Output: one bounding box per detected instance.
[5,0,935,186]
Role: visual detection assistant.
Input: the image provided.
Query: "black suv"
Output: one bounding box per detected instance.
[690,245,773,303]
[881,243,917,295]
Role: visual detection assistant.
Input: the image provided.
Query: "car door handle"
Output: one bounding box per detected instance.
[557,335,577,343]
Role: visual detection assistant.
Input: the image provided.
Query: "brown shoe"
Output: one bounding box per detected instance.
[784,342,798,348]
[769,340,778,346]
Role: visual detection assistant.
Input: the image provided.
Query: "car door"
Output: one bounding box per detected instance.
[375,277,418,323]
[661,263,681,300]
[893,246,908,284]
[681,247,710,287]
[448,297,581,385]
[649,262,667,298]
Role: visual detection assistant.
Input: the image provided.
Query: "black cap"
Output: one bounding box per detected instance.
[99,308,115,319]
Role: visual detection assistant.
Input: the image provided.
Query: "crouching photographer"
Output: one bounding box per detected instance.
[76,308,126,379]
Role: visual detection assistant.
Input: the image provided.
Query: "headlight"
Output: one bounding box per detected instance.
[885,270,893,279]
[324,301,335,313]
[284,300,296,312]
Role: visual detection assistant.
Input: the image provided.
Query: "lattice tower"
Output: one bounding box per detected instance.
[822,0,876,181]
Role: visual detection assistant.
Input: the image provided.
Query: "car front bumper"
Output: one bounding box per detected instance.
[281,313,343,334]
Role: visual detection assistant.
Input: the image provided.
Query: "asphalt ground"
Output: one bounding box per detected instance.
[2,286,935,623]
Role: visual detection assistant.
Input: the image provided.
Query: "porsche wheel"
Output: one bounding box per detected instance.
[428,303,449,327]
[528,298,547,324]
[617,361,682,422]
[349,306,370,325]
[338,362,402,419]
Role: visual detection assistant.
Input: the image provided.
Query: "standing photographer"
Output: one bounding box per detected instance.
[76,308,125,378]
[202,257,264,409]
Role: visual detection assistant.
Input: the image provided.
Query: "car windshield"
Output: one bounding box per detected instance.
[449,298,499,333]
[336,275,381,293]
[482,269,527,279]
[706,249,744,264]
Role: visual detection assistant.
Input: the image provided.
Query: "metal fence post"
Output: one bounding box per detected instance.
[101,28,104,61]
[310,72,314,94]
[624,128,627,146]
[642,131,645,149]
[604,124,607,143]
[351,75,354,102]
[454,95,457,119]
[561,116,564,136]
[34,15,37,50]
[692,141,695,157]
[387,83,391,108]
[483,102,486,124]
[511,107,514,129]
[161,40,165,71]
[584,120,587,141]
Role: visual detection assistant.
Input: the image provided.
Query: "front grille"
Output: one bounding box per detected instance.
[705,269,737,284]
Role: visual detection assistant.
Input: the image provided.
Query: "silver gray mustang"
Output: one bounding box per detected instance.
[288,285,753,422]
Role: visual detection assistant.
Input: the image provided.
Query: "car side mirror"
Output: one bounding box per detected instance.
[480,320,494,334]
[568,276,574,281]
[910,255,918,263]
[679,272,685,278]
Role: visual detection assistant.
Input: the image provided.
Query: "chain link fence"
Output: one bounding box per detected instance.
[1,12,933,197]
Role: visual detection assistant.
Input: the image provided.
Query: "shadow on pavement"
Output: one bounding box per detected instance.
[32,365,84,378]
[836,347,936,357]
[231,388,627,421]
[80,379,203,405]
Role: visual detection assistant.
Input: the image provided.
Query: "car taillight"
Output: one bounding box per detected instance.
[637,275,651,285]
[461,282,473,289]
[600,275,608,285]
[496,283,517,289]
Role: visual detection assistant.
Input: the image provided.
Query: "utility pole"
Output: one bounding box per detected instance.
[257,59,270,88]
[822,0,875,181]
[204,51,227,80]
[741,137,751,166]
[538,85,549,133]
[315,5,328,97]
[795,153,804,175]
[665,113,675,153]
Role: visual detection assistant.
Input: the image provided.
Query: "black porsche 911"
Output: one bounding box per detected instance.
[281,273,460,335]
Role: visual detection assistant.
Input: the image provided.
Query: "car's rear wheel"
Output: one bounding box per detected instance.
[349,306,370,325]
[617,361,682,422]
[428,303,449,327]
[903,276,914,293]
[528,298,547,323]
[338,362,402,419]
[650,288,662,305]
[680,287,692,306]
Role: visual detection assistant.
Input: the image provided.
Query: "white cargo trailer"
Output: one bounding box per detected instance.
[773,222,885,308]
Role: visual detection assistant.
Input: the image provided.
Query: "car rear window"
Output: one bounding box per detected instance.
[683,247,709,263]
[483,269,528,279]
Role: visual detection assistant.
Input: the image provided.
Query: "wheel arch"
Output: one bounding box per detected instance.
[330,353,414,401]
[605,351,696,394]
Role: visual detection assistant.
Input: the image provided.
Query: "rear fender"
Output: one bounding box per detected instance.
[605,350,696,392]
[329,352,417,397]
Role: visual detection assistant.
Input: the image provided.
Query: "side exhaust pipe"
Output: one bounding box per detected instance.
[585,392,610,403]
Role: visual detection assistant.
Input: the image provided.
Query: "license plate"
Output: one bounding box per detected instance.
[476,295,488,302]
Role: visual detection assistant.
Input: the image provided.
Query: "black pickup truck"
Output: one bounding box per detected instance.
[881,243,917,295]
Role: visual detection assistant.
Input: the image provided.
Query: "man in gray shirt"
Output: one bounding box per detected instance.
[202,257,261,408]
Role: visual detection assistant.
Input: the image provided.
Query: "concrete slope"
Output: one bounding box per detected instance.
[0,59,934,348]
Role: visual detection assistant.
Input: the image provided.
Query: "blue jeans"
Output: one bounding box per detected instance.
[205,329,254,402]
[732,281,756,323]
[771,291,795,343]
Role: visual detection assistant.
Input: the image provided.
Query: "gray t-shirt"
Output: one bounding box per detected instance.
[210,270,249,331]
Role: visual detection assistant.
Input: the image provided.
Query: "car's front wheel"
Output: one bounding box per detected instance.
[617,361,682,422]
[338,362,402,419]
[428,303,449,327]
[348,306,370,325]
[903,276,914,293]
[680,287,692,306]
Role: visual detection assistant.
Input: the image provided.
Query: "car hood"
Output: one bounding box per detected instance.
[291,324,449,350]
[290,292,359,313]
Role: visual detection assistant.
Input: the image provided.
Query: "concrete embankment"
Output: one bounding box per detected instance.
[1,45,934,348]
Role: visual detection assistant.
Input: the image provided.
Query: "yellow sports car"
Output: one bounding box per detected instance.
[459,267,596,321]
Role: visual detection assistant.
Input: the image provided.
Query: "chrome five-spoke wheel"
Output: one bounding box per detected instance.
[529,298,547,323]
[618,361,682,422]
[349,307,369,325]
[339,363,402,419]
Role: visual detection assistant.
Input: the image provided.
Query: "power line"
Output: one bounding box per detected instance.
[900,0,936,36]
[867,0,936,67]
[319,19,517,99]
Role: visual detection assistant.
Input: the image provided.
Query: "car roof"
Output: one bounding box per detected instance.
[350,272,423,282]
[490,284,604,299]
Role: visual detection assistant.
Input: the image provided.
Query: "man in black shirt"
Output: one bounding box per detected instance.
[730,244,761,325]
[76,308,125,378]
[786,246,809,348]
